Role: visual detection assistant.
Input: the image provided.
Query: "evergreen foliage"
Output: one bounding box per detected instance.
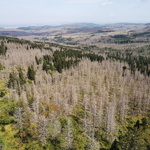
[0,36,44,49]
[107,50,150,76]
[111,118,150,150]
[35,56,42,65]
[42,50,104,73]
[42,55,54,72]
[18,68,26,86]
[27,65,36,81]
[8,68,26,89]
[7,71,18,89]
[0,41,7,55]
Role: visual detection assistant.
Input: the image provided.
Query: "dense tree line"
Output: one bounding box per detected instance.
[42,50,104,73]
[0,41,7,55]
[110,33,150,44]
[0,36,44,49]
[107,50,150,76]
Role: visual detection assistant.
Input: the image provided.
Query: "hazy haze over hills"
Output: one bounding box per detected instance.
[0,0,150,26]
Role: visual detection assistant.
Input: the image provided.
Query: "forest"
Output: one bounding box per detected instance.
[0,36,150,150]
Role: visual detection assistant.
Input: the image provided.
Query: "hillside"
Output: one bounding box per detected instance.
[0,23,149,50]
[17,23,100,31]
[0,36,150,150]
[17,25,54,31]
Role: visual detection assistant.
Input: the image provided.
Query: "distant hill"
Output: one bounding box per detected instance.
[142,26,150,32]
[17,25,53,31]
[0,31,47,36]
[59,23,100,28]
[131,26,150,37]
[115,22,144,25]
[17,23,101,31]
[145,23,150,26]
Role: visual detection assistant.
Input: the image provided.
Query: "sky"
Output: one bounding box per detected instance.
[0,0,150,27]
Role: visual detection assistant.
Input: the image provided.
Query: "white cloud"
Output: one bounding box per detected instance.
[101,1,113,6]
